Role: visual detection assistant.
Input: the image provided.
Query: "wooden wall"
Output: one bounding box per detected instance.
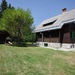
[60,24,70,43]
[36,30,59,43]
[61,23,75,43]
[36,22,75,44]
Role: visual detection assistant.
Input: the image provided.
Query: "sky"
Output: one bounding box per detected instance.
[0,0,75,27]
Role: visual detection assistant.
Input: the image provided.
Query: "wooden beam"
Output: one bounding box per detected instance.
[49,31,51,42]
[59,30,62,47]
[40,32,43,42]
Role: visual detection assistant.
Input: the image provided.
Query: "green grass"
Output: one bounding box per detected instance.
[0,45,75,75]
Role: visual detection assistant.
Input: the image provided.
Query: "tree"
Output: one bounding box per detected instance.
[0,0,14,18]
[0,4,2,17]
[1,0,8,12]
[24,25,36,43]
[0,8,34,45]
[8,3,11,9]
[8,3,15,9]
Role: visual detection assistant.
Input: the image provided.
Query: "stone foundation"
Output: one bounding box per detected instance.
[36,42,75,50]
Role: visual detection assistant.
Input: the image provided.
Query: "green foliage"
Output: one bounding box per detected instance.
[24,33,36,43]
[0,8,34,45]
[0,0,14,17]
[0,0,35,46]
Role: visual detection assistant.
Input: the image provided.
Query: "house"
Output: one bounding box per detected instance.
[34,8,75,49]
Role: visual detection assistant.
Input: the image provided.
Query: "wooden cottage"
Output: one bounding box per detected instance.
[34,8,75,49]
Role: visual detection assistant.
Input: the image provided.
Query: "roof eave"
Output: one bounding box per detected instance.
[34,19,75,33]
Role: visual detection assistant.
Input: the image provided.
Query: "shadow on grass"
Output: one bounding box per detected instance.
[0,42,38,48]
[9,43,38,47]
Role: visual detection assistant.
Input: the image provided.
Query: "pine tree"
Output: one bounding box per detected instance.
[0,0,14,17]
[8,3,15,9]
[8,3,11,9]
[1,0,8,12]
[0,4,2,17]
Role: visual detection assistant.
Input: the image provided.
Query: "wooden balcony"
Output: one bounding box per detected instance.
[44,38,49,42]
[50,37,59,43]
[37,38,42,42]
[37,37,59,43]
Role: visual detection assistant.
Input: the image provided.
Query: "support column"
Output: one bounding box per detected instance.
[49,31,51,42]
[40,32,43,45]
[59,30,62,47]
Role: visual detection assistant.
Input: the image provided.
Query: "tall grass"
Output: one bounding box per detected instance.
[0,45,75,75]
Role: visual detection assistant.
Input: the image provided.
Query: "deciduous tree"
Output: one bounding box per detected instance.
[0,8,34,45]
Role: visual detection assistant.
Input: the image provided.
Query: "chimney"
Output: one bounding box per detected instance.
[62,8,67,13]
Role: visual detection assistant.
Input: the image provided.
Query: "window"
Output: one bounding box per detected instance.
[43,20,57,27]
[44,43,48,47]
[71,31,75,39]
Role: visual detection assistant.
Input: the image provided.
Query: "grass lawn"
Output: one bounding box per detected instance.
[0,45,75,75]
